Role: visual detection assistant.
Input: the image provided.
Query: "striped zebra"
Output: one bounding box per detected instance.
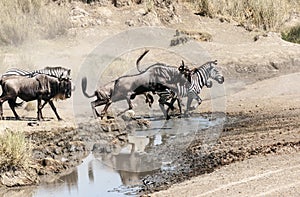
[158,60,224,116]
[135,50,224,118]
[1,66,71,80]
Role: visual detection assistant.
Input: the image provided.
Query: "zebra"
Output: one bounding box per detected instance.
[136,50,223,118]
[161,60,224,115]
[1,66,71,80]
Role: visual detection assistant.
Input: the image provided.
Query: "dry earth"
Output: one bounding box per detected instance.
[0,1,300,196]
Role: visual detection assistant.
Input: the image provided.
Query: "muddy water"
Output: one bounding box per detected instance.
[9,116,222,197]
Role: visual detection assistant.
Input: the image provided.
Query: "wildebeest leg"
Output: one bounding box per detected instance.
[165,97,180,119]
[101,100,112,118]
[144,93,154,108]
[159,102,168,119]
[0,101,3,120]
[48,100,62,121]
[158,96,173,120]
[8,99,21,120]
[0,94,11,119]
[39,100,49,120]
[37,99,43,121]
[127,96,133,110]
[91,99,110,118]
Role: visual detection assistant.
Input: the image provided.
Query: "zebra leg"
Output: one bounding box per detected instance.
[175,97,182,116]
[185,96,193,115]
[48,100,62,121]
[192,95,202,110]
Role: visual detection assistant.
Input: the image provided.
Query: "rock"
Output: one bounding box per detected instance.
[122,110,136,121]
[0,169,39,187]
[117,133,128,142]
[125,19,135,27]
[42,157,61,167]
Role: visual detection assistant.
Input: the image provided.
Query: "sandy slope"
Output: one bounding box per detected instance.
[153,152,300,197]
[151,72,300,196]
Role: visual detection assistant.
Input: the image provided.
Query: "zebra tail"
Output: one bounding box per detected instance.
[136,49,150,73]
[81,77,95,98]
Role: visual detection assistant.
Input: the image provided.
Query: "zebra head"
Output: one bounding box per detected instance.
[209,65,224,84]
[60,69,71,80]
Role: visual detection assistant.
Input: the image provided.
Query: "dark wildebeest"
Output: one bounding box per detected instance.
[0,74,71,121]
[82,62,188,118]
[82,79,154,118]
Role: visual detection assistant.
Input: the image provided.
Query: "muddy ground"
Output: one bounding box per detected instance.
[0,1,300,196]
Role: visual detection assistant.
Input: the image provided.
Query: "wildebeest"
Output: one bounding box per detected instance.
[82,78,155,118]
[82,61,188,118]
[0,74,71,121]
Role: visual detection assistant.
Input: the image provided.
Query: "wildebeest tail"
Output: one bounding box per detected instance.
[81,77,95,98]
[14,101,24,108]
[136,49,150,72]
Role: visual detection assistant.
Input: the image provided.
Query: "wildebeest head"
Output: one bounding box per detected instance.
[178,60,189,73]
[56,78,72,99]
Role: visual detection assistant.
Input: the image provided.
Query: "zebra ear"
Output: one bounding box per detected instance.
[181,60,185,67]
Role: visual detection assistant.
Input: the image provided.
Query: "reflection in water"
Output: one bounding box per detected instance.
[88,161,94,184]
[2,116,222,197]
[34,154,125,197]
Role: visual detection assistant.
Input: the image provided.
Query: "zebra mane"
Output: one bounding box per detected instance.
[197,60,217,69]
[33,66,71,79]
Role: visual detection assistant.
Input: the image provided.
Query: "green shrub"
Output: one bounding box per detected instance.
[183,0,299,31]
[282,25,300,44]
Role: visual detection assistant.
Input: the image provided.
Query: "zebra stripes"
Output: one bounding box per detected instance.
[1,66,71,80]
[159,60,224,116]
[2,68,31,77]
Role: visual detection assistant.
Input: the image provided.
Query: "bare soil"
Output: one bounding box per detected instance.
[0,1,300,196]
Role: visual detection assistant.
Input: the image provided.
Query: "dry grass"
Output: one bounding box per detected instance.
[0,130,32,171]
[0,0,70,46]
[183,0,300,31]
